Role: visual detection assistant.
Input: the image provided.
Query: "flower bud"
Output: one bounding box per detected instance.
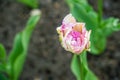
[57,14,91,54]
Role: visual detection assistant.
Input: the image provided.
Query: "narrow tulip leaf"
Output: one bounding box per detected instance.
[102,18,120,37]
[90,30,106,54]
[8,9,41,80]
[90,17,120,54]
[80,52,98,80]
[71,52,98,80]
[0,44,6,62]
[8,33,23,65]
[98,0,103,23]
[71,54,81,80]
[71,52,88,80]
[22,14,41,49]
[17,0,38,8]
[80,52,88,69]
[66,0,98,30]
[79,52,88,80]
[85,71,98,80]
[13,53,25,80]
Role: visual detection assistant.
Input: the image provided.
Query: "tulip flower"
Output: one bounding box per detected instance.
[57,14,91,54]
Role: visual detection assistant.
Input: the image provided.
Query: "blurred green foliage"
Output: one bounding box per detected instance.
[0,9,41,80]
[71,52,98,80]
[17,0,38,8]
[66,0,120,54]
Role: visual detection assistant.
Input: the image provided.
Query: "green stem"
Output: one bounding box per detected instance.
[77,55,84,80]
[98,0,103,24]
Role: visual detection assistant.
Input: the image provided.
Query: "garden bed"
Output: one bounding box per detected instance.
[0,0,120,80]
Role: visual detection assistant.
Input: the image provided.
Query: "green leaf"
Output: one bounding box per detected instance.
[0,44,6,62]
[71,54,81,80]
[71,53,87,80]
[0,73,8,80]
[66,0,88,5]
[102,18,120,37]
[98,0,103,23]
[0,63,6,73]
[22,14,41,48]
[80,52,88,69]
[90,30,106,54]
[66,0,98,30]
[85,71,98,80]
[90,18,120,54]
[17,0,38,8]
[71,52,98,80]
[13,53,26,80]
[8,10,41,80]
[71,52,88,80]
[80,52,88,80]
[8,33,23,65]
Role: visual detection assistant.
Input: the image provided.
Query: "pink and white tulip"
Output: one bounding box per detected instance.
[57,14,91,54]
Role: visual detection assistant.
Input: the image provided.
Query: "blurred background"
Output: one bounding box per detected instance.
[0,0,120,80]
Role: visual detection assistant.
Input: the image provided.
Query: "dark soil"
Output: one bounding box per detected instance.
[0,0,120,80]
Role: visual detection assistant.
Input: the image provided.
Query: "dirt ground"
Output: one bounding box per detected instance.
[0,0,120,80]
